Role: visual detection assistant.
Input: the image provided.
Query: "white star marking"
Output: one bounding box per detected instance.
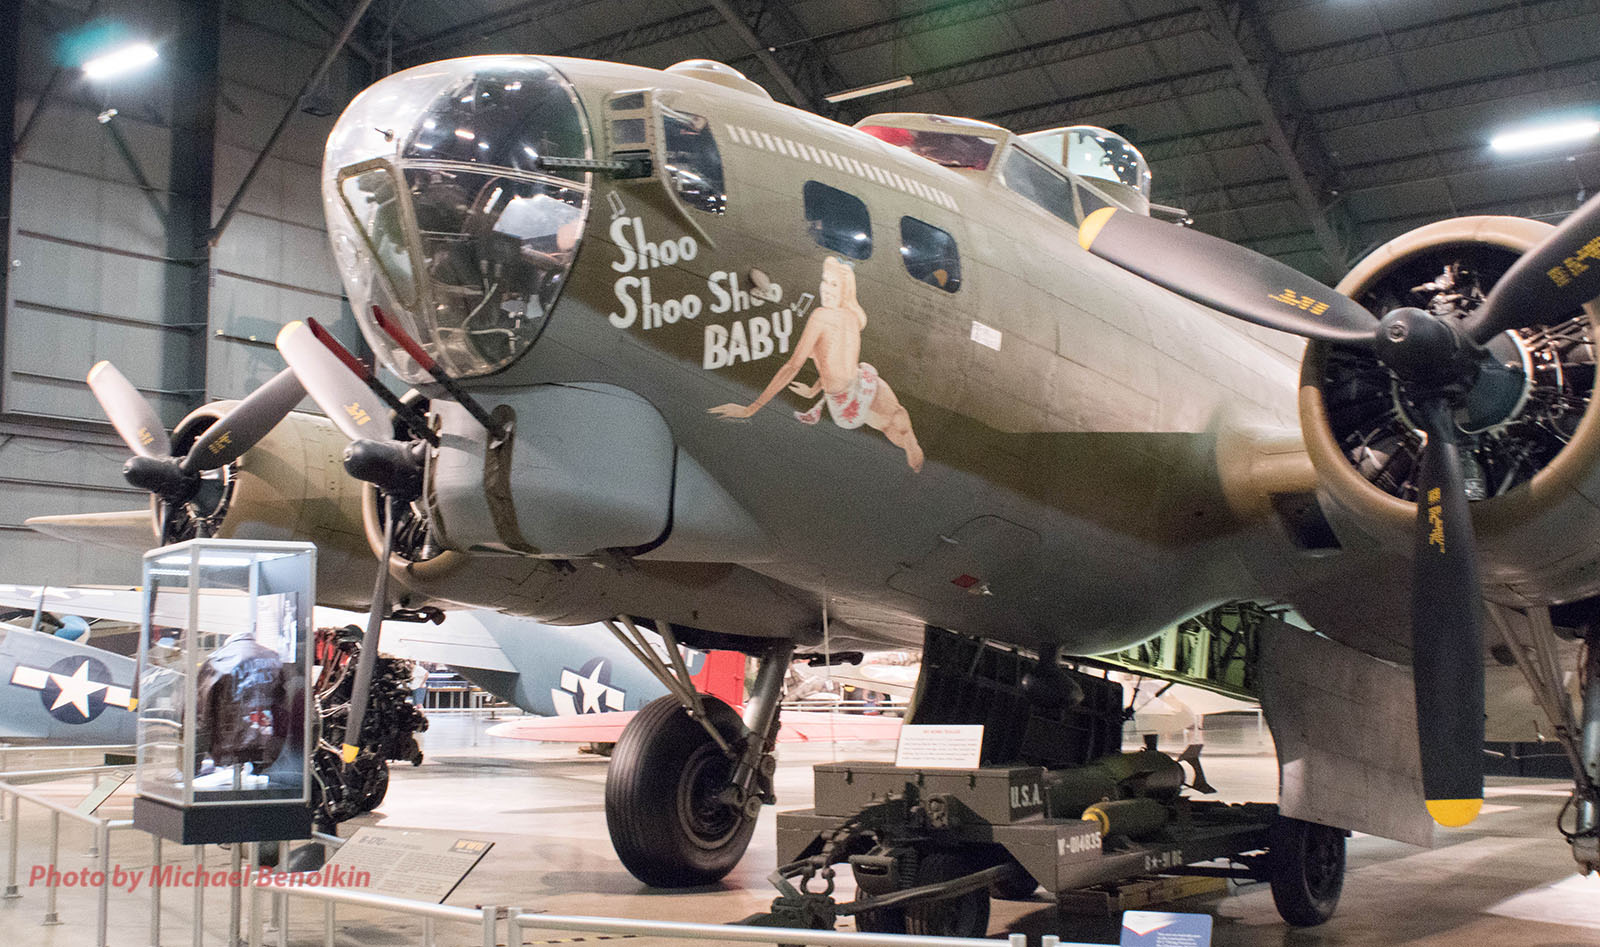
[575,664,609,714]
[48,661,109,718]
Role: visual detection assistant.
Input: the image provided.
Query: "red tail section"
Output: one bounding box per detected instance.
[691,650,747,710]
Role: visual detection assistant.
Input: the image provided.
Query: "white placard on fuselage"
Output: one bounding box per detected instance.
[894,724,984,769]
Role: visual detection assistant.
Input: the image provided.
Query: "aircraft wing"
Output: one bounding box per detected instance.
[0,623,138,743]
[24,510,155,555]
[487,711,639,743]
[0,584,264,638]
[488,708,902,744]
[312,607,518,673]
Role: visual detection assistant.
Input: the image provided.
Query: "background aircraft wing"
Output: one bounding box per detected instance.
[24,510,155,554]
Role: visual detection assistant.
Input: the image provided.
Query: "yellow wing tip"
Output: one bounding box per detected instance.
[340,743,360,764]
[1425,798,1482,827]
[1078,207,1118,250]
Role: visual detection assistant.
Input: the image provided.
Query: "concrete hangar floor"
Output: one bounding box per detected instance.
[9,714,1596,946]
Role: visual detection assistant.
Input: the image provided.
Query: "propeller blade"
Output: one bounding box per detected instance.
[276,321,392,443]
[341,494,398,765]
[1464,193,1600,343]
[87,361,172,458]
[1409,397,1486,827]
[179,368,305,473]
[1077,208,1378,345]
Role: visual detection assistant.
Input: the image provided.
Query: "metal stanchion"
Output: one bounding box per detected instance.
[230,843,244,947]
[246,842,260,947]
[192,843,205,947]
[424,915,436,946]
[480,905,497,947]
[96,822,111,947]
[276,891,289,947]
[323,899,335,947]
[508,905,524,946]
[4,792,19,898]
[150,835,163,947]
[43,810,61,924]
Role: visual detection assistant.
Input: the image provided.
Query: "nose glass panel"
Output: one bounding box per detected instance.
[404,167,584,373]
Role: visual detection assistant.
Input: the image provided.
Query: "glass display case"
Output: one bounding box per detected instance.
[132,540,316,844]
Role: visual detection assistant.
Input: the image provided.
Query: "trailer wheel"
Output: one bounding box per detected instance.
[990,861,1039,900]
[903,851,991,938]
[1267,817,1345,926]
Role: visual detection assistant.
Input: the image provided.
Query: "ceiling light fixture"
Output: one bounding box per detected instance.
[1489,119,1600,153]
[823,76,914,104]
[82,42,159,80]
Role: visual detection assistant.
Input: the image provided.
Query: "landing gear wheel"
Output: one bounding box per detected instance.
[605,695,756,887]
[1267,817,1345,927]
[903,851,991,938]
[990,860,1039,900]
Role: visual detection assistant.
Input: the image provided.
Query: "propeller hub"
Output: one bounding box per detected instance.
[1374,307,1480,394]
[122,455,200,501]
[343,439,423,501]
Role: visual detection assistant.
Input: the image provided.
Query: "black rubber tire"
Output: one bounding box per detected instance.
[990,860,1039,900]
[903,851,991,938]
[605,695,757,887]
[1267,817,1346,927]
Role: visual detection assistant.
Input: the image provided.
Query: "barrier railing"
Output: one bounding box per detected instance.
[507,912,1105,947]
[1,765,137,947]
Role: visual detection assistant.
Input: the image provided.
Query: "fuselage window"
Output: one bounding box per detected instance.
[662,108,726,214]
[900,217,961,293]
[803,180,872,259]
[1076,183,1114,217]
[1000,148,1077,224]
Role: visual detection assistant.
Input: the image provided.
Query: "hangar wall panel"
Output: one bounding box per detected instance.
[2,3,368,586]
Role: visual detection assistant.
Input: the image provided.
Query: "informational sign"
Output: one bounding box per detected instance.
[893,724,984,769]
[324,827,493,902]
[1120,911,1212,947]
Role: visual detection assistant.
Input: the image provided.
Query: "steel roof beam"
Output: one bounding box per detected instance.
[1198,0,1348,278]
[703,0,815,110]
[904,9,1210,97]
[1313,52,1600,131]
[1281,0,1597,74]
[986,66,1236,132]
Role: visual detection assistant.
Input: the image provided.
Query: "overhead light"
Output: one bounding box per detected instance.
[1489,119,1600,153]
[824,76,914,104]
[82,42,159,80]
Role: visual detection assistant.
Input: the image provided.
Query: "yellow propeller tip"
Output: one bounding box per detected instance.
[275,321,306,345]
[340,743,360,764]
[1425,798,1482,827]
[1078,207,1117,251]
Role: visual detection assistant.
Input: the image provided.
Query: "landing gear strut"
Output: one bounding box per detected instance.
[1486,604,1600,872]
[601,617,793,886]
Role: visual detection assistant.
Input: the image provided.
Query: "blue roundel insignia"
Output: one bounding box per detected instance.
[39,656,114,723]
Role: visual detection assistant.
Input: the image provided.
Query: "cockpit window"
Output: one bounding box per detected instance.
[900,217,961,293]
[859,126,998,171]
[803,181,872,259]
[1000,148,1077,224]
[662,107,726,214]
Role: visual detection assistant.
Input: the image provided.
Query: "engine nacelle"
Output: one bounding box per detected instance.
[164,407,375,610]
[1300,216,1600,606]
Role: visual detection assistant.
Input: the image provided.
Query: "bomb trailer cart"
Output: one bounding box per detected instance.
[751,632,1346,938]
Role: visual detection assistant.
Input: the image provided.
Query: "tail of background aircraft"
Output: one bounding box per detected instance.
[691,650,747,709]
